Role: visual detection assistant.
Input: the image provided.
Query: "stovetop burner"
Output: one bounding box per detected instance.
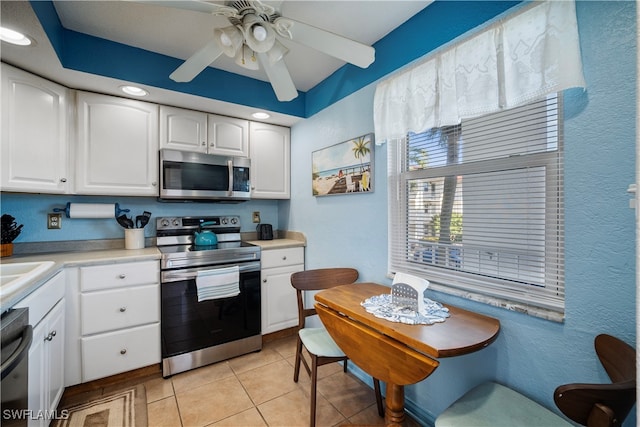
[156,216,260,270]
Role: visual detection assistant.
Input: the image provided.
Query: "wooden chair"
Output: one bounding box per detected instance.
[554,334,636,427]
[291,268,384,427]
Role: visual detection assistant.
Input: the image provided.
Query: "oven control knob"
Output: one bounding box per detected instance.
[230,217,238,224]
[172,219,180,226]
[161,219,170,227]
[221,217,228,225]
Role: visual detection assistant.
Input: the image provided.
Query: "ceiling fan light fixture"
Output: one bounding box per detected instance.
[243,14,275,53]
[214,26,243,57]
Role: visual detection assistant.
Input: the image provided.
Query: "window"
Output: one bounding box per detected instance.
[388,94,564,320]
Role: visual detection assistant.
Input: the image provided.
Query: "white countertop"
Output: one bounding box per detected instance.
[1,247,161,312]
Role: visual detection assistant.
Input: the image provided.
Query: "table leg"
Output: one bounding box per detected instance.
[385,383,405,426]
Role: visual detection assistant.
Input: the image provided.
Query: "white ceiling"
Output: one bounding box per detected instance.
[1,1,431,126]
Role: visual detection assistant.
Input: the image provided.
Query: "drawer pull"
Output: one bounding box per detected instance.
[119,307,127,313]
[282,256,287,260]
[119,274,126,279]
[120,349,127,355]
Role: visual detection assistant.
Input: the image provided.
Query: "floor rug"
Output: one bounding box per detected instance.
[53,385,147,427]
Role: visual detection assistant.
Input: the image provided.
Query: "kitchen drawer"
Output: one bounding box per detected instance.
[80,260,159,292]
[81,284,159,335]
[81,323,160,382]
[261,247,304,269]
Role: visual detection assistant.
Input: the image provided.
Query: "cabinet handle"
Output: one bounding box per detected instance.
[282,256,287,260]
[152,181,157,187]
[119,274,126,279]
[45,330,56,342]
[60,178,67,183]
[119,307,127,313]
[201,141,206,146]
[263,279,267,283]
[120,349,127,355]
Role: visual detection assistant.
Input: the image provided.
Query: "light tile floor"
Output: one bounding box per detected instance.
[142,335,414,427]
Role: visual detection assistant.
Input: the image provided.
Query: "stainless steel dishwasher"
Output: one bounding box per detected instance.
[1,307,32,427]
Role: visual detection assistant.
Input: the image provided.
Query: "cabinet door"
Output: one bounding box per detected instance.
[75,92,159,196]
[27,321,46,427]
[249,122,290,199]
[207,115,248,157]
[261,264,304,334]
[159,106,207,152]
[1,63,69,194]
[25,298,65,427]
[45,300,65,416]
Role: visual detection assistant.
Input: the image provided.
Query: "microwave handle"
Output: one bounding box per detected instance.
[227,160,233,197]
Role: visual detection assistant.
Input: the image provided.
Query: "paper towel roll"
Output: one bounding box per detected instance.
[68,203,115,218]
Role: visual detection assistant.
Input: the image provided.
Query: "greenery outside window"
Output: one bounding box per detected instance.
[388,94,564,321]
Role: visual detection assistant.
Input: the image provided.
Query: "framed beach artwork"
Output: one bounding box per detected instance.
[312,133,374,196]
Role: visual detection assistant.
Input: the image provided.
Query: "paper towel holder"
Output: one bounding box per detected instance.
[53,202,130,218]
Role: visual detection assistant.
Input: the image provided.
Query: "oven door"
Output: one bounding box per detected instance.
[160,262,261,359]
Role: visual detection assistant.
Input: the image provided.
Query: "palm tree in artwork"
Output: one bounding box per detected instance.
[352,136,371,173]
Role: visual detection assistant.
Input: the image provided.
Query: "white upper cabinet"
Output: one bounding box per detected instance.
[160,106,249,157]
[159,106,207,152]
[207,114,249,157]
[1,63,70,194]
[250,122,290,199]
[75,91,159,196]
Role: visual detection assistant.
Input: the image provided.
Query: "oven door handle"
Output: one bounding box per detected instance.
[1,325,32,381]
[162,261,260,283]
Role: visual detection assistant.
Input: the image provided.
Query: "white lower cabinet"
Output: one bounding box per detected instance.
[261,247,304,334]
[66,260,160,384]
[15,271,66,427]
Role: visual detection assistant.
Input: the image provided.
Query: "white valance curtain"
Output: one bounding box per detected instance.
[373,0,586,144]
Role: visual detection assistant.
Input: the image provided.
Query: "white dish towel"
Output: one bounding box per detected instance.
[196,266,240,302]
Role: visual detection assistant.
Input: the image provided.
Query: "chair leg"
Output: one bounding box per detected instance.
[294,336,303,383]
[310,355,319,427]
[373,378,384,417]
[343,358,348,373]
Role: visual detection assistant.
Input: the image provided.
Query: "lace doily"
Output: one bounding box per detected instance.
[361,294,450,325]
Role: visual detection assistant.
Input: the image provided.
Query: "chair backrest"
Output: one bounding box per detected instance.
[554,334,636,427]
[290,268,359,329]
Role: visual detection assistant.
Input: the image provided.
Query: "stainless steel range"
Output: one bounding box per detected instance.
[157,216,261,377]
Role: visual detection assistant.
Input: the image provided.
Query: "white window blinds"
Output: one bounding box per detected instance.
[374,0,585,143]
[388,94,564,320]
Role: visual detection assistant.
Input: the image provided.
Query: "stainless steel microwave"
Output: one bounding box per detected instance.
[159,149,251,202]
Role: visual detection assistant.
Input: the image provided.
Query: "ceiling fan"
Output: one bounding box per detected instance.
[131,0,376,101]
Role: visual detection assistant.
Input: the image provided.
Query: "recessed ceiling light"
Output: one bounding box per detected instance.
[252,112,270,120]
[0,27,33,46]
[120,85,148,97]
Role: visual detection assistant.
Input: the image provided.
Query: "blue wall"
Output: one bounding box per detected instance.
[0,194,280,241]
[288,1,636,425]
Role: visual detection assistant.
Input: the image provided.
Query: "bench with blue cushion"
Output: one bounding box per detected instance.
[435,382,572,427]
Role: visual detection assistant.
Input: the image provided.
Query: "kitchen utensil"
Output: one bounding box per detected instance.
[194,221,218,246]
[139,211,151,228]
[116,214,134,229]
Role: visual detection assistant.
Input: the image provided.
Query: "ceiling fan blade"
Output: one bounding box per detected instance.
[274,17,375,69]
[123,0,235,15]
[257,53,298,102]
[170,40,224,82]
